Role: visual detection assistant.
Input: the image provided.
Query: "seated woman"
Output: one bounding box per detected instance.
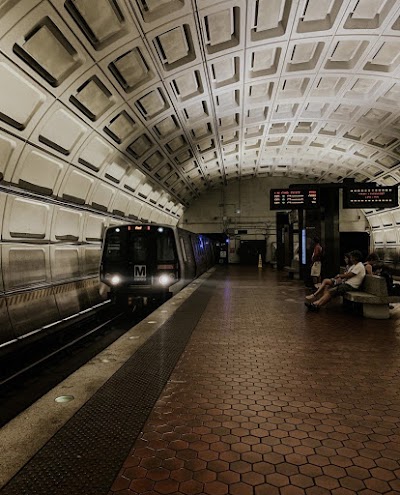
[305,250,365,311]
[306,253,351,301]
[364,252,380,275]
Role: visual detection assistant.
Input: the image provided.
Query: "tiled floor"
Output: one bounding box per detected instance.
[110,266,400,495]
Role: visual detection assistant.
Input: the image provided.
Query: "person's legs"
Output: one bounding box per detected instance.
[306,278,333,300]
[305,286,332,311]
[313,289,332,307]
[306,284,353,311]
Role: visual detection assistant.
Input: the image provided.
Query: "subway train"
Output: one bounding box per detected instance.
[100,224,215,306]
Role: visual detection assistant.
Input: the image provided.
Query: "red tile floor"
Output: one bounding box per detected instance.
[109,266,400,495]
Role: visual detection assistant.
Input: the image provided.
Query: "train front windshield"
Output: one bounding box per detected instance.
[127,230,176,263]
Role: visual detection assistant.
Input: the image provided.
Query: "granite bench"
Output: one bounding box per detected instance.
[343,274,400,319]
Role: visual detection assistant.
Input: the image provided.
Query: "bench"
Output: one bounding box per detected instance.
[343,274,400,319]
[284,259,300,280]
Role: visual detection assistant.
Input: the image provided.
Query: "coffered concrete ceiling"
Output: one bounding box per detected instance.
[1,0,400,217]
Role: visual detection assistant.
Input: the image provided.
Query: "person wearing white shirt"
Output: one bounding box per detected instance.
[305,250,365,312]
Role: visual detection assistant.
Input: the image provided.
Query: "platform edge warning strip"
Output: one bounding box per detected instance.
[0,284,214,495]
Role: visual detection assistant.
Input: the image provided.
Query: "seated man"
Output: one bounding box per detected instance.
[306,253,351,301]
[305,250,365,312]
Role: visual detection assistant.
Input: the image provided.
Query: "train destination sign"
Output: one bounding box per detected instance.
[270,188,319,210]
[343,185,398,209]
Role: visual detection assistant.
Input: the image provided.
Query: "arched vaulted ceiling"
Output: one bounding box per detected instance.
[1,0,400,218]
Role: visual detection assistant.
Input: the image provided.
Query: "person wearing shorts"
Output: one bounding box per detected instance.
[310,236,323,287]
[305,250,365,312]
[306,253,351,302]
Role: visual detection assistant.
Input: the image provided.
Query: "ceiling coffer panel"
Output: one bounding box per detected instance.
[104,110,138,144]
[250,0,293,42]
[134,87,170,121]
[154,115,180,139]
[182,99,210,123]
[70,76,115,121]
[325,39,369,70]
[0,58,49,133]
[12,146,66,196]
[175,149,193,165]
[155,164,173,180]
[166,135,187,154]
[248,46,282,78]
[150,19,199,74]
[59,169,94,205]
[345,77,381,100]
[209,55,241,90]
[104,156,130,184]
[133,0,186,26]
[343,0,397,30]
[143,151,165,172]
[364,40,400,72]
[13,18,83,87]
[127,133,154,159]
[77,135,114,172]
[169,68,205,103]
[38,106,88,156]
[297,0,343,33]
[0,132,22,182]
[109,47,154,93]
[287,41,324,72]
[201,2,244,58]
[65,0,128,51]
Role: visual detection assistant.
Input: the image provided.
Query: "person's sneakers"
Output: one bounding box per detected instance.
[305,301,319,312]
[305,294,316,301]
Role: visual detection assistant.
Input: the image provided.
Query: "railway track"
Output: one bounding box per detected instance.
[0,302,155,427]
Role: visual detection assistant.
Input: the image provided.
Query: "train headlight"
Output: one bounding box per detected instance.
[110,275,121,285]
[159,274,172,286]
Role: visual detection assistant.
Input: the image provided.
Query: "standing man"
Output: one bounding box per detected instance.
[310,236,323,288]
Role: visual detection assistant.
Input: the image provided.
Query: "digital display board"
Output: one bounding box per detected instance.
[270,188,320,210]
[343,186,398,209]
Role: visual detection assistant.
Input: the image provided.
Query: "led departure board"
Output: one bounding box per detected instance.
[343,186,398,209]
[270,188,320,210]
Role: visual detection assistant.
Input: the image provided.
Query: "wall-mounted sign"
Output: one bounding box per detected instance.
[270,188,320,210]
[343,186,398,209]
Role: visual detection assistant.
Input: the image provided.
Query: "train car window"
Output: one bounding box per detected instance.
[198,235,204,251]
[180,237,188,262]
[105,232,122,260]
[128,234,147,263]
[157,232,175,261]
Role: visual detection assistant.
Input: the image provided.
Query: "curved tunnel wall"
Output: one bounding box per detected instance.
[0,1,185,348]
[365,208,400,263]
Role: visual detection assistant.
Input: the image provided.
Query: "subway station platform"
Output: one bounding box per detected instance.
[1,266,400,495]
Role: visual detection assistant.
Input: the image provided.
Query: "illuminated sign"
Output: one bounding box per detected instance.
[301,229,307,265]
[270,188,320,210]
[343,186,398,209]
